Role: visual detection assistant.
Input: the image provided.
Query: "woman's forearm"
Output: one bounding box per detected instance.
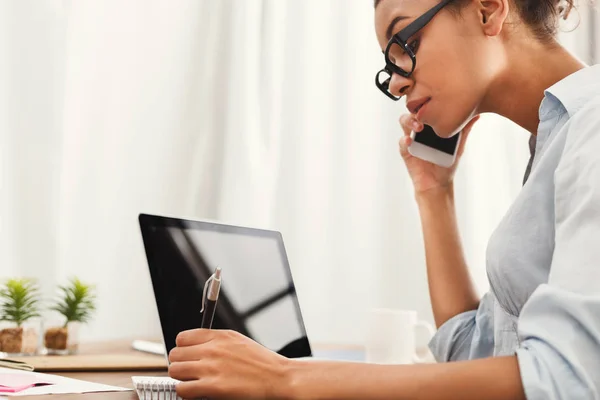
[284,356,526,400]
[415,185,480,327]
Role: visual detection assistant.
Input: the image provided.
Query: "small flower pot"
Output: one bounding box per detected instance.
[44,322,80,355]
[0,320,41,356]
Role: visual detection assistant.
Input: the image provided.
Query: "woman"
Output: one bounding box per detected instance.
[168,0,600,398]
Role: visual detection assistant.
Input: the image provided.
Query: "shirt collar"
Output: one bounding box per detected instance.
[541,64,600,120]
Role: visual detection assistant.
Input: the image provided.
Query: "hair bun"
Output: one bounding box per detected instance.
[557,0,575,20]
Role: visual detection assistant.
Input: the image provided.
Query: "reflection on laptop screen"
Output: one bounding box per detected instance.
[138,214,312,358]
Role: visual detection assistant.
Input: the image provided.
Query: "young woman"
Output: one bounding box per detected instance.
[167,0,600,398]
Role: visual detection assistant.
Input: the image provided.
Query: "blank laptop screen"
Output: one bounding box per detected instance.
[138,214,312,358]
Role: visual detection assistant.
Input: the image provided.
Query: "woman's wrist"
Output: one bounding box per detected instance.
[414,183,455,206]
[280,358,337,400]
[279,358,304,400]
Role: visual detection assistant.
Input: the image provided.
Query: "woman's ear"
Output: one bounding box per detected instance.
[479,0,509,37]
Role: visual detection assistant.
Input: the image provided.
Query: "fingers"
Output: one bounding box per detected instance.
[171,329,243,362]
[169,344,207,363]
[176,380,216,400]
[169,360,204,381]
[176,381,201,400]
[399,114,423,137]
[169,360,222,388]
[174,375,226,400]
[398,135,413,159]
[399,114,422,158]
[175,328,214,347]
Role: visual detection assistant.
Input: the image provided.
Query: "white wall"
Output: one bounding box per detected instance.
[0,0,69,290]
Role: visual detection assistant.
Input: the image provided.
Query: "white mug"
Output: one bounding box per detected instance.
[365,308,435,364]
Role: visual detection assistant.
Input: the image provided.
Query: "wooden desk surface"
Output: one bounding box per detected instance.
[18,339,169,400]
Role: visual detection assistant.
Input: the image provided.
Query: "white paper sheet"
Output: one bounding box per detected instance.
[0,368,130,396]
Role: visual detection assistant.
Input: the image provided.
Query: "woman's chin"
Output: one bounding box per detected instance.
[430,119,468,139]
[429,124,457,139]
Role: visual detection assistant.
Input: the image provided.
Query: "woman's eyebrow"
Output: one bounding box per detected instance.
[386,15,409,41]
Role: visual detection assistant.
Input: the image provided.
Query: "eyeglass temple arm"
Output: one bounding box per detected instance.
[398,0,455,42]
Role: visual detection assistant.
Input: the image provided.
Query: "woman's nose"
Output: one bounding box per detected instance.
[388,73,413,98]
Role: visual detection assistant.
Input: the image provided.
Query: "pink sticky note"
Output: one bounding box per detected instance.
[0,373,53,393]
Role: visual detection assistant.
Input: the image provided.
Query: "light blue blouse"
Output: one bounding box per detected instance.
[428,64,600,399]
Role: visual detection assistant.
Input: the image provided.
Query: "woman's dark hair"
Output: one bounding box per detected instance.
[506,0,575,41]
[375,0,576,43]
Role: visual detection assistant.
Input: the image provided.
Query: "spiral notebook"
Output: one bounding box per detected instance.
[131,376,182,400]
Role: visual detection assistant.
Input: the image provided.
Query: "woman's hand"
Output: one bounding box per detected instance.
[398,115,480,195]
[168,329,291,400]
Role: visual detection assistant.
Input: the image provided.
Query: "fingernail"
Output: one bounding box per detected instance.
[412,121,420,130]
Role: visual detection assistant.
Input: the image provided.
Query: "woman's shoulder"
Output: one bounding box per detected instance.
[553,96,600,217]
[545,64,600,123]
[560,94,600,165]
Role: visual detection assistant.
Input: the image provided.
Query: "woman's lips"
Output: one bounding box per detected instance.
[416,98,431,120]
[407,97,431,116]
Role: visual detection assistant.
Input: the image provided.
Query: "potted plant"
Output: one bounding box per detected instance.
[44,278,96,355]
[0,278,42,355]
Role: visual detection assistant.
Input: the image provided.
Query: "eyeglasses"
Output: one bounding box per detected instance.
[375,0,455,101]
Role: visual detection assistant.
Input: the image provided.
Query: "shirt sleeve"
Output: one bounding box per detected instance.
[428,291,496,362]
[516,107,600,400]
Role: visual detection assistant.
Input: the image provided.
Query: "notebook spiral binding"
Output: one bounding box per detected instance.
[136,378,181,400]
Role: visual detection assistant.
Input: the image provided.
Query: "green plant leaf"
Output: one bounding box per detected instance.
[0,278,42,326]
[51,277,97,325]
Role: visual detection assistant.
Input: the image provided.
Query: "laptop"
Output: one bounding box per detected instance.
[138,213,312,359]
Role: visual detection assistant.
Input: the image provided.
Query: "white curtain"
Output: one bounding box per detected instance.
[1,0,596,345]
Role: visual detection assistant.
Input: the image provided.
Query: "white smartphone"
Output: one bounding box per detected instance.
[408,124,461,168]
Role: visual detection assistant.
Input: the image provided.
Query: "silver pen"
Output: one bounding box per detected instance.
[200,267,221,329]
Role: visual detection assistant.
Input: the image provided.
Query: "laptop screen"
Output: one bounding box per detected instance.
[138,214,312,358]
